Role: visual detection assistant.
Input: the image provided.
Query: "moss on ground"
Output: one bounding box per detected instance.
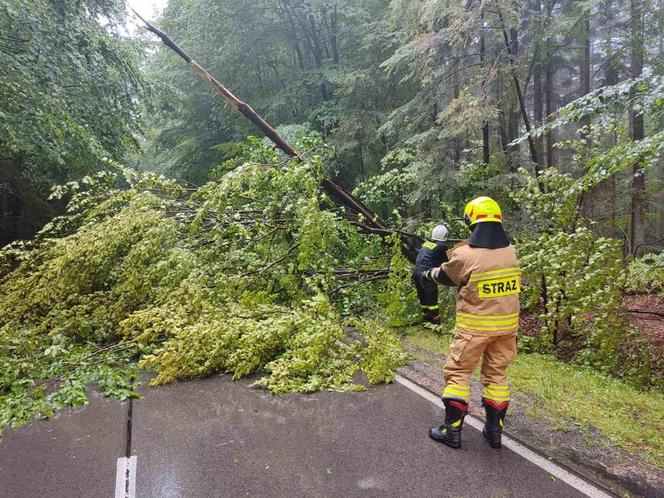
[401,328,664,468]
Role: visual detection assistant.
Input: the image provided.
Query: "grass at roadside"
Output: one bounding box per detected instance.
[401,328,664,468]
[401,327,453,356]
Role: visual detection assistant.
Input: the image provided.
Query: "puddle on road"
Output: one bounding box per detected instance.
[357,477,378,489]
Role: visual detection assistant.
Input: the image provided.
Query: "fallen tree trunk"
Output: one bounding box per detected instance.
[131,8,422,263]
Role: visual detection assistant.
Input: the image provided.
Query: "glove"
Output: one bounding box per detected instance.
[422,268,440,282]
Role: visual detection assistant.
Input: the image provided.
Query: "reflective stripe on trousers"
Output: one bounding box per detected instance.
[455,312,518,332]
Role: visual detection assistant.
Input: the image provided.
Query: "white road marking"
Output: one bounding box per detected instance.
[115,456,137,498]
[395,375,613,498]
[114,458,127,498]
[127,455,137,498]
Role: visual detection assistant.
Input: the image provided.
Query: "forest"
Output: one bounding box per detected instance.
[1,0,663,474]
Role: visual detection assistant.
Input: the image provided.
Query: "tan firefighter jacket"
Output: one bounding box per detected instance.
[440,241,520,336]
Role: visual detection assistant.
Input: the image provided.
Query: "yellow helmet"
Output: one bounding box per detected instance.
[463,196,502,226]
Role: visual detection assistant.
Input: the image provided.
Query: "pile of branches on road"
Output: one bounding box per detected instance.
[0,140,414,432]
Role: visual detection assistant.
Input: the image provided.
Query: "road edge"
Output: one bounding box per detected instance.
[395,373,616,498]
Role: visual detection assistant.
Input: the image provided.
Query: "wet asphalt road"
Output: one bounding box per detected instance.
[0,375,587,497]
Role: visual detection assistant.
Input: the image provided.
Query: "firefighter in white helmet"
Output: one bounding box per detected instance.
[423,197,520,449]
[412,224,449,324]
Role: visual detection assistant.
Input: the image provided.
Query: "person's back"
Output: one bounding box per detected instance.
[412,224,449,324]
[423,197,520,451]
[415,240,448,272]
[444,242,519,335]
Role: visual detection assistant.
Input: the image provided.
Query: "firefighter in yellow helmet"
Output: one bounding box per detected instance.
[422,196,519,449]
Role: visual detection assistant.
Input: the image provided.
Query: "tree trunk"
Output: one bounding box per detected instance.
[508,30,520,170]
[480,10,490,165]
[497,73,511,167]
[580,10,594,219]
[498,12,541,172]
[453,56,462,163]
[544,61,556,167]
[629,0,646,256]
[308,14,323,68]
[330,3,339,65]
[357,142,365,183]
[279,1,306,70]
[600,0,618,237]
[533,64,543,127]
[533,0,545,167]
[580,14,591,100]
[544,0,557,168]
[305,13,330,101]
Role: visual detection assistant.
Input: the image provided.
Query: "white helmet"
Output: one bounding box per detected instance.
[431,224,449,241]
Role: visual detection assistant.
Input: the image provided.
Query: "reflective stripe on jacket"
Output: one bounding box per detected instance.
[414,240,448,274]
[440,242,520,335]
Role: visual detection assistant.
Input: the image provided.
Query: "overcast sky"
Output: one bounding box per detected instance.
[127,0,168,21]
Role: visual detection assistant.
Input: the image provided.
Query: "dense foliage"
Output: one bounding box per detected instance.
[510,77,664,386]
[0,0,144,243]
[142,0,663,249]
[1,0,663,433]
[0,141,411,432]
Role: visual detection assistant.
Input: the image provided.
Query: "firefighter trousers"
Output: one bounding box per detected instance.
[442,331,517,403]
[412,267,439,315]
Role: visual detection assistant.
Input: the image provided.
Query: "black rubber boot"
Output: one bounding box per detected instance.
[423,313,441,325]
[429,399,467,449]
[482,399,508,449]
